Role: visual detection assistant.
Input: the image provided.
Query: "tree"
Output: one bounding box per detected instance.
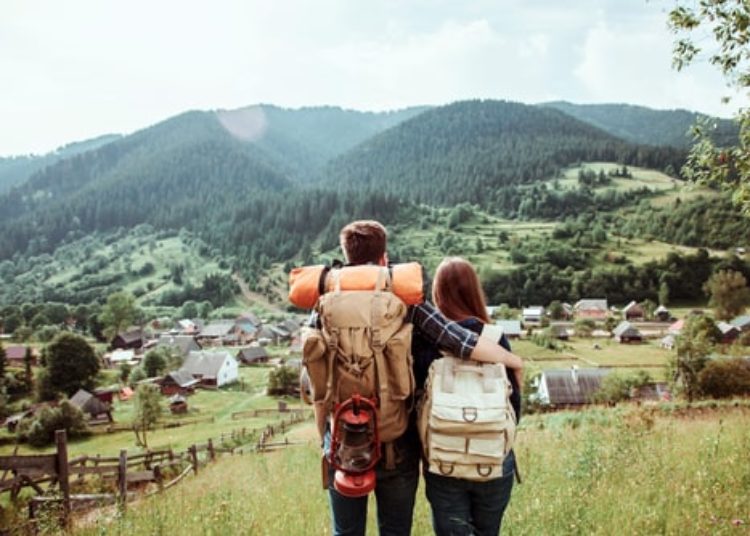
[547,300,565,320]
[41,333,100,400]
[142,348,168,378]
[671,316,719,401]
[23,346,33,393]
[0,342,5,383]
[100,292,139,341]
[669,1,750,214]
[698,357,750,399]
[658,280,670,306]
[267,365,299,396]
[574,318,596,338]
[132,384,162,449]
[18,400,89,447]
[703,270,750,320]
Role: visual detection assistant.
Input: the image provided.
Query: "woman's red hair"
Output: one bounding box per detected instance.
[432,257,490,324]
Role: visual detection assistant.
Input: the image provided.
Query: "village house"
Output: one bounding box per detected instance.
[614,321,643,343]
[533,367,611,406]
[4,346,37,367]
[717,322,741,344]
[730,315,750,333]
[574,299,608,320]
[157,334,202,358]
[549,324,570,341]
[111,329,145,351]
[495,320,522,339]
[667,319,684,335]
[522,306,545,324]
[237,312,262,328]
[175,319,201,335]
[105,349,138,368]
[69,389,113,424]
[159,370,200,396]
[237,346,270,366]
[180,351,239,388]
[622,301,645,321]
[660,334,676,350]
[654,305,671,322]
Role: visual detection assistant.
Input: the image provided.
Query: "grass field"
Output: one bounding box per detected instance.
[70,404,750,536]
[0,367,303,458]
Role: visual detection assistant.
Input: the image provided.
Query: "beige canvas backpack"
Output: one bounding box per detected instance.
[302,267,414,443]
[418,324,517,481]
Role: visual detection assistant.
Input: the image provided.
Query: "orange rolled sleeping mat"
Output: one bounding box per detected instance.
[288,262,424,309]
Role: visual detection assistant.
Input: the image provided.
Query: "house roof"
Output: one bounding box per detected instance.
[109,349,135,362]
[5,346,30,360]
[163,369,200,388]
[614,321,641,338]
[522,306,544,316]
[574,299,608,311]
[541,368,610,404]
[270,325,291,338]
[717,322,740,335]
[181,351,235,379]
[622,301,643,314]
[655,305,669,314]
[199,321,235,338]
[730,315,750,329]
[169,394,187,404]
[114,329,143,344]
[494,320,522,336]
[238,347,269,361]
[280,319,300,334]
[237,312,262,327]
[661,334,676,346]
[158,334,201,356]
[235,320,258,335]
[668,319,685,334]
[69,389,109,416]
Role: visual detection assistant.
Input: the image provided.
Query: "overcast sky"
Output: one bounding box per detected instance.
[1,0,745,156]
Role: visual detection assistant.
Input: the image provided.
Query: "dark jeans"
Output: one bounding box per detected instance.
[326,430,420,536]
[424,450,516,536]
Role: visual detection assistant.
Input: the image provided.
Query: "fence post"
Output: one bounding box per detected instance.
[118,449,128,511]
[55,430,71,529]
[153,464,164,493]
[208,439,215,462]
[189,445,198,474]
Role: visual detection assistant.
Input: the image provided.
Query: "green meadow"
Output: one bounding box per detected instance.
[69,404,750,536]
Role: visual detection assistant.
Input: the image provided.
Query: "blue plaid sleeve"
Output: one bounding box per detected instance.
[407,301,478,359]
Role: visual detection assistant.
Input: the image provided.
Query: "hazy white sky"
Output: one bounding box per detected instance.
[1,0,745,156]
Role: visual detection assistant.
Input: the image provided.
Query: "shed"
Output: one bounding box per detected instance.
[668,319,684,335]
[534,368,611,405]
[613,321,643,343]
[549,324,569,341]
[622,301,645,321]
[169,394,188,414]
[69,389,113,423]
[237,312,262,327]
[494,320,522,339]
[181,351,239,387]
[237,346,270,365]
[4,409,34,433]
[660,334,676,350]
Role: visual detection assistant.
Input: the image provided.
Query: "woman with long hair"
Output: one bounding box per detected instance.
[418,257,521,536]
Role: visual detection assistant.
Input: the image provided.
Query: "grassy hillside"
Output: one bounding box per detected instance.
[71,404,750,535]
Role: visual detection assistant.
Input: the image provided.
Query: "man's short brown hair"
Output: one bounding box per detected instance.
[339,220,387,265]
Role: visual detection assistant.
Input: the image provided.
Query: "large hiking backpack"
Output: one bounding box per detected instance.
[300,266,416,443]
[418,324,517,481]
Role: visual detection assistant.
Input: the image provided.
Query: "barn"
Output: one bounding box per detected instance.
[180,351,239,388]
[614,321,643,343]
[534,368,611,406]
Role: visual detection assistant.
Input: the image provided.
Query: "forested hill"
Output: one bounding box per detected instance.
[325,100,685,208]
[217,105,428,181]
[0,111,295,260]
[543,101,738,148]
[0,134,122,193]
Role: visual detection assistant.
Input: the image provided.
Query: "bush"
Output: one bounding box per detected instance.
[267,366,299,396]
[698,358,750,399]
[17,400,90,447]
[591,371,652,405]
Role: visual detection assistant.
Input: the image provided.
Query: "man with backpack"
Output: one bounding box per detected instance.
[289,220,523,536]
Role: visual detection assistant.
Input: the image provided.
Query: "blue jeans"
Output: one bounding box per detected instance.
[325,430,420,536]
[424,450,516,536]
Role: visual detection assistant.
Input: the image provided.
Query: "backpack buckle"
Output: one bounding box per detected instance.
[437,461,454,476]
[476,464,493,477]
[462,407,478,422]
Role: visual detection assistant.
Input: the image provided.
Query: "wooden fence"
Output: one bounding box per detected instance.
[0,411,312,532]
